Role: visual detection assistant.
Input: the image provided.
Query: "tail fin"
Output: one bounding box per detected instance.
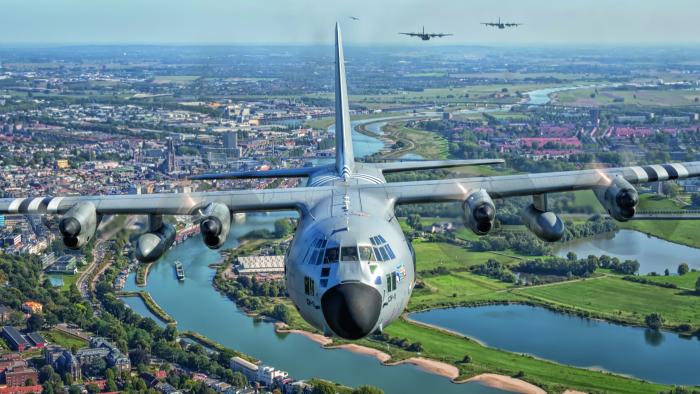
[334,23,354,178]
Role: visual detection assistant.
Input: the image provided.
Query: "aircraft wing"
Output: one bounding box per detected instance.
[430,33,453,37]
[481,23,496,26]
[399,33,419,36]
[0,186,332,216]
[505,23,522,27]
[372,161,700,204]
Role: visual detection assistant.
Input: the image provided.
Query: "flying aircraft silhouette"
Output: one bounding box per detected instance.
[482,17,522,29]
[399,26,453,41]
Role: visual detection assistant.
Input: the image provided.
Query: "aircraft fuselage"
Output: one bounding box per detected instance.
[285,166,416,339]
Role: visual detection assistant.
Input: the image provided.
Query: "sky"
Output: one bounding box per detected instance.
[2,0,700,45]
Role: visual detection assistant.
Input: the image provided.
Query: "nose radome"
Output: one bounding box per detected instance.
[321,282,381,340]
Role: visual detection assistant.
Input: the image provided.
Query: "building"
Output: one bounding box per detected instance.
[229,357,259,383]
[154,382,183,394]
[55,159,69,169]
[20,302,42,314]
[86,337,131,372]
[257,365,288,386]
[3,366,38,387]
[25,333,45,349]
[45,345,81,381]
[234,256,285,276]
[0,215,4,228]
[0,306,11,323]
[46,255,78,274]
[1,327,30,352]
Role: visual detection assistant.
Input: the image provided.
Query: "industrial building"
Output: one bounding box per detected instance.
[234,256,285,275]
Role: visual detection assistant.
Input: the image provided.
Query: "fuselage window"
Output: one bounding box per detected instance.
[359,246,374,261]
[341,246,359,262]
[324,247,339,264]
[373,247,384,262]
[309,250,319,265]
[304,276,315,296]
[385,245,396,259]
[378,246,389,261]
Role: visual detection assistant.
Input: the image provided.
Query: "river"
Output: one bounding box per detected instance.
[553,229,700,274]
[412,304,700,386]
[122,213,502,394]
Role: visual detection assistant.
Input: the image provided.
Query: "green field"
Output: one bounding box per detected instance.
[42,329,88,350]
[153,75,200,84]
[384,319,666,394]
[413,239,522,272]
[382,123,449,160]
[515,275,700,328]
[642,271,700,290]
[554,87,700,107]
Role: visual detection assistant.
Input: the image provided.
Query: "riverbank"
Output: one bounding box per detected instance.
[135,262,153,286]
[275,322,545,393]
[119,290,176,324]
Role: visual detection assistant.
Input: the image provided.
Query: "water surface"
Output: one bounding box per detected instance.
[412,305,700,385]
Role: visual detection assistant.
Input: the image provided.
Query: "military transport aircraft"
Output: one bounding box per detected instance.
[3,24,699,340]
[399,26,453,41]
[482,17,522,29]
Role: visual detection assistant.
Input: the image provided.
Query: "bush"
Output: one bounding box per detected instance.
[678,263,690,276]
[645,313,664,330]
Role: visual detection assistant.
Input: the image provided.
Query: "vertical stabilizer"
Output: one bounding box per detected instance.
[334,23,354,178]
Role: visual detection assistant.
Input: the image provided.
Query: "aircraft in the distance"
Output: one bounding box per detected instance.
[399,26,453,41]
[3,24,700,340]
[348,16,359,21]
[482,17,522,29]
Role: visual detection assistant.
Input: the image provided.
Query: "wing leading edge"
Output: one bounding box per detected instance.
[0,186,334,216]
[372,161,700,204]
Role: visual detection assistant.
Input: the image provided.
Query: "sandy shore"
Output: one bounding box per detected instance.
[277,326,556,394]
[388,357,459,379]
[275,323,332,346]
[465,374,546,394]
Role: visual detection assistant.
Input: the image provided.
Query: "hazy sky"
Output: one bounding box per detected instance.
[3,0,700,45]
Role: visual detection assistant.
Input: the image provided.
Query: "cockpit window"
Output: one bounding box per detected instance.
[369,234,395,261]
[324,247,339,264]
[341,246,359,262]
[359,246,374,261]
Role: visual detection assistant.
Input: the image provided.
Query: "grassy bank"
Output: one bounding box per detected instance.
[119,290,177,324]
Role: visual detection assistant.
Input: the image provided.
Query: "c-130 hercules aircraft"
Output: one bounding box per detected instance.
[3,24,700,340]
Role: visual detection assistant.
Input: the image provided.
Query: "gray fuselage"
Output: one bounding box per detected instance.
[285,164,416,339]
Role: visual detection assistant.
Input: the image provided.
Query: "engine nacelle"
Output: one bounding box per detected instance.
[521,204,566,242]
[200,202,231,249]
[594,176,639,222]
[59,202,98,249]
[463,190,496,235]
[136,223,176,263]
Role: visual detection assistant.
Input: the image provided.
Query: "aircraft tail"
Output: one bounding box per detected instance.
[334,23,355,178]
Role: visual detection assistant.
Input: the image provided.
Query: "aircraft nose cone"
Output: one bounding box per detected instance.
[321,282,381,340]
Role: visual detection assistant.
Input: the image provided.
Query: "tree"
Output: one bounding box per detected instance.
[311,381,337,394]
[695,277,700,295]
[664,268,670,276]
[406,214,422,230]
[691,192,700,208]
[352,386,384,394]
[461,355,472,364]
[231,371,247,388]
[27,314,44,331]
[645,313,664,330]
[274,219,293,238]
[678,263,690,276]
[86,384,100,394]
[271,304,292,324]
[83,358,106,378]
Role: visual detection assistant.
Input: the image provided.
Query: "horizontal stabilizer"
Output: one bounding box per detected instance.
[190,166,328,180]
[374,159,504,174]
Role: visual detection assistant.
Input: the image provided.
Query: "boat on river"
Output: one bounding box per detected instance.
[174,261,185,281]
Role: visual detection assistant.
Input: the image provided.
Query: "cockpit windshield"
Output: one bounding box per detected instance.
[341,246,359,262]
[359,246,374,261]
[324,247,339,264]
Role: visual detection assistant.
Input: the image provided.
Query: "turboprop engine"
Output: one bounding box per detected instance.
[135,216,176,263]
[594,176,639,222]
[59,202,99,249]
[199,202,231,249]
[463,190,496,235]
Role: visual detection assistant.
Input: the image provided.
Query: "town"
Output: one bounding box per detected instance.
[2,40,700,394]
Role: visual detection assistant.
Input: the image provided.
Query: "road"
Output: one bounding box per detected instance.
[75,215,138,299]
